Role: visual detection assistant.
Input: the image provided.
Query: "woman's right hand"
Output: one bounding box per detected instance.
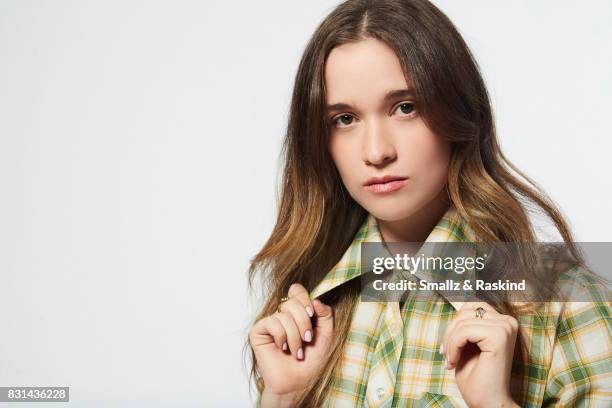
[249,283,335,406]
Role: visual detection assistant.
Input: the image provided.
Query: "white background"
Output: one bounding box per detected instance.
[0,1,610,406]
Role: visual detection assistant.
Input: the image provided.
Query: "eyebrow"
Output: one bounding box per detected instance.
[325,88,416,113]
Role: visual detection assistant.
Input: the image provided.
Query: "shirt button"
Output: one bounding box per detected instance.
[376,387,385,400]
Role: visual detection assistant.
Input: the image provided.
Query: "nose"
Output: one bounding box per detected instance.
[362,119,397,167]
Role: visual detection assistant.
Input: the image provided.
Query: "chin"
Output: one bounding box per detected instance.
[359,199,420,222]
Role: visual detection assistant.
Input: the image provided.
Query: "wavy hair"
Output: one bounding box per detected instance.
[243,0,597,406]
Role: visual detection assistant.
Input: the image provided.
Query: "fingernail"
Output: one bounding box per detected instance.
[282,342,287,351]
[297,348,304,360]
[439,343,444,355]
[445,357,451,369]
[304,330,312,342]
[305,306,314,317]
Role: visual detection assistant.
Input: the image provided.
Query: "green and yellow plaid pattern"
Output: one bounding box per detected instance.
[254,206,612,407]
[310,206,612,407]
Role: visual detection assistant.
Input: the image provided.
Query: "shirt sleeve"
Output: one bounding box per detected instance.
[542,294,612,406]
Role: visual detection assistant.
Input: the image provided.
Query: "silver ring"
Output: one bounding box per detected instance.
[475,307,486,319]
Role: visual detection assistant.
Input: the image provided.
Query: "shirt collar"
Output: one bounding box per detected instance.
[309,205,477,311]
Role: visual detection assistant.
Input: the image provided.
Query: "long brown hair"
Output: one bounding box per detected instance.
[243,0,593,406]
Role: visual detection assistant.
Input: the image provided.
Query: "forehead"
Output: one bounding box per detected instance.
[324,38,410,102]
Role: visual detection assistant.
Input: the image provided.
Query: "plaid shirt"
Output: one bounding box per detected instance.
[255,206,612,407]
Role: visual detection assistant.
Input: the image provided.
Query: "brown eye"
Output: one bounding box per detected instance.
[395,102,416,116]
[333,114,354,127]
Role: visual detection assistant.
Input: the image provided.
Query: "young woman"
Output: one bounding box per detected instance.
[245,0,611,406]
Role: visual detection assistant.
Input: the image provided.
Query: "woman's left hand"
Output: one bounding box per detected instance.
[441,302,520,408]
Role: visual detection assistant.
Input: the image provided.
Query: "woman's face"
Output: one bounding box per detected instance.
[325,37,450,223]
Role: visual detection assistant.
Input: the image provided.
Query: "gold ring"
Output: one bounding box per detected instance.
[475,307,486,319]
[277,296,290,313]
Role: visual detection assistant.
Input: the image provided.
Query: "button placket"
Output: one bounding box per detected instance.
[365,301,404,407]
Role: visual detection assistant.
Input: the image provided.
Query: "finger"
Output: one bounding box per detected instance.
[264,315,288,350]
[443,313,519,362]
[287,283,315,318]
[445,320,509,369]
[441,302,499,355]
[281,298,314,343]
[248,317,270,348]
[442,310,504,357]
[275,311,304,360]
[312,298,334,332]
[249,315,286,350]
[312,298,333,320]
[459,301,498,313]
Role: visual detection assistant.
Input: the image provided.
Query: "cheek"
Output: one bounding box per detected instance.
[328,136,359,183]
[401,127,450,181]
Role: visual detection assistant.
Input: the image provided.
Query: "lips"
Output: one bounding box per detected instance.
[363,175,408,194]
[363,175,407,186]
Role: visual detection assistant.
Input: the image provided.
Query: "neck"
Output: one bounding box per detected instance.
[376,190,451,243]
